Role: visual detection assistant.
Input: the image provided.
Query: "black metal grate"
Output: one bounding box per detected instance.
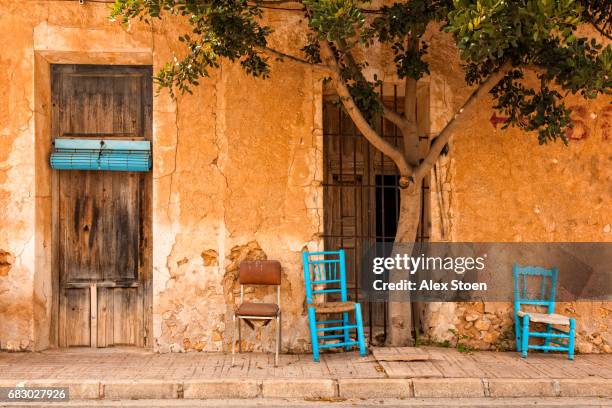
[322,85,432,344]
[323,86,406,344]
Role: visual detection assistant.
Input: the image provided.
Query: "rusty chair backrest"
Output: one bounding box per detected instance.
[239,260,281,286]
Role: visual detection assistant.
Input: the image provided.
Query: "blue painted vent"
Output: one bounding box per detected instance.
[50,139,151,172]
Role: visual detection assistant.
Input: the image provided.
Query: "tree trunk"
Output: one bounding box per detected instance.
[386,181,422,346]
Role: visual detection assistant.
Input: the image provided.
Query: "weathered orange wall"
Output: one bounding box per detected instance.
[0,0,322,352]
[0,1,609,354]
[424,26,612,353]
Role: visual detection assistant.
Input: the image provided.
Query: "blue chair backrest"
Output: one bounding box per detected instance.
[513,264,557,314]
[302,250,348,305]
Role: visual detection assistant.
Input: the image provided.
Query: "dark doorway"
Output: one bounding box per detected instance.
[375,175,400,243]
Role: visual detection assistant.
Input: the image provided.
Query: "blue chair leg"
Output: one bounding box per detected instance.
[342,311,350,351]
[521,315,530,358]
[515,315,521,352]
[568,318,575,361]
[544,324,552,353]
[307,306,320,362]
[354,303,366,357]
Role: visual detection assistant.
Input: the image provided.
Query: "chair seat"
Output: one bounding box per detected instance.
[237,302,279,317]
[517,310,570,325]
[314,301,355,314]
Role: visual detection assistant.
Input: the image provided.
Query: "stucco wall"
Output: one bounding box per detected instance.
[424,26,612,353]
[0,0,322,352]
[0,1,609,353]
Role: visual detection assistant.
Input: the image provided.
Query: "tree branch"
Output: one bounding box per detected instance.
[258,0,303,4]
[257,46,331,72]
[320,40,412,177]
[411,61,513,183]
[589,20,612,41]
[402,36,420,165]
[382,104,409,129]
[335,40,412,131]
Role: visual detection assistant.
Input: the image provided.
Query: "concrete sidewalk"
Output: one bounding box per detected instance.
[0,347,610,401]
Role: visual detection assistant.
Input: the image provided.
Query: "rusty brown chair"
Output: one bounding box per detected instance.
[232,260,281,366]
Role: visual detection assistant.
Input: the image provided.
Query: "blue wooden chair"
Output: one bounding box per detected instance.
[302,250,367,362]
[513,264,575,360]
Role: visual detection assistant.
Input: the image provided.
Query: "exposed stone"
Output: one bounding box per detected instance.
[0,250,14,277]
[222,241,267,307]
[577,341,594,354]
[200,249,218,266]
[465,313,479,322]
[211,330,222,342]
[483,331,501,344]
[474,319,491,331]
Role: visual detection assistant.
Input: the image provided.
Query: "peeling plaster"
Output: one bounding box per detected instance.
[1,2,609,354]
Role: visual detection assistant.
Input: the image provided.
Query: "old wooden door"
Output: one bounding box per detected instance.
[52,65,152,348]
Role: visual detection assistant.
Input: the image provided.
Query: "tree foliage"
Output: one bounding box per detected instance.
[581,0,612,40]
[111,0,611,155]
[446,0,611,143]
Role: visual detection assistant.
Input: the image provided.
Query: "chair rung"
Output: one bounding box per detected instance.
[320,334,345,340]
[528,332,569,339]
[308,257,339,262]
[528,344,569,351]
[551,327,569,334]
[312,280,341,285]
[313,289,342,295]
[316,319,344,325]
[319,341,359,349]
[317,325,357,333]
[518,300,550,305]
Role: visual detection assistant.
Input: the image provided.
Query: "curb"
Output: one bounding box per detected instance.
[1,377,610,400]
[103,380,180,400]
[262,379,336,399]
[487,378,557,397]
[557,379,612,397]
[183,379,259,399]
[412,378,484,398]
[338,378,412,399]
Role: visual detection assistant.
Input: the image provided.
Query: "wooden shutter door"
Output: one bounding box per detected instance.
[52,65,152,348]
